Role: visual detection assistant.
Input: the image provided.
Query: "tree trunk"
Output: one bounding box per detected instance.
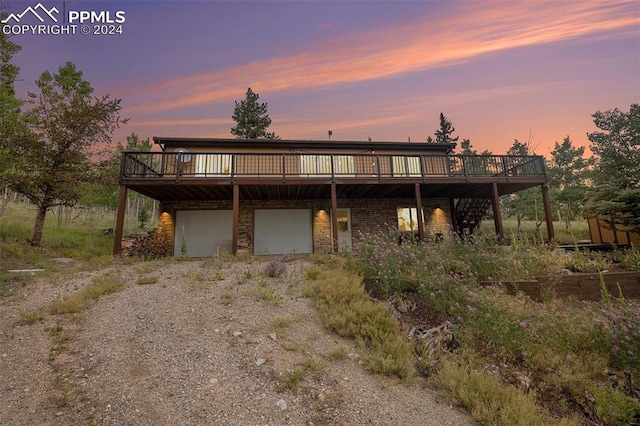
[564,201,571,230]
[31,203,49,246]
[0,186,8,218]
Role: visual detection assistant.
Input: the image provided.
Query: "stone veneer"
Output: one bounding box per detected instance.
[158,198,452,256]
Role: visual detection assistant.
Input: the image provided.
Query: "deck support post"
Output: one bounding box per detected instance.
[449,197,458,237]
[331,183,339,253]
[414,184,425,242]
[113,185,127,256]
[232,184,239,255]
[541,183,554,243]
[491,182,504,240]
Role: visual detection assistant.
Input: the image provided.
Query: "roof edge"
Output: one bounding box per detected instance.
[153,137,455,152]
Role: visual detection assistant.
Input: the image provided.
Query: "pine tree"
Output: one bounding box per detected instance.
[433,113,459,145]
[586,103,640,235]
[231,88,279,140]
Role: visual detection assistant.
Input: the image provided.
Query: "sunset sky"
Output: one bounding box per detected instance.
[6,0,640,156]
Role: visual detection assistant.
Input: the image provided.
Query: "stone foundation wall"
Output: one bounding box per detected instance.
[158,197,452,255]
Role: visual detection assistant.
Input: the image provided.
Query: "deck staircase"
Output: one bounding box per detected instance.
[455,198,492,234]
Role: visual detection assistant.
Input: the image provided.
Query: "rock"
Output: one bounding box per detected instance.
[276,398,287,411]
[256,358,266,366]
[268,333,277,341]
[347,353,360,361]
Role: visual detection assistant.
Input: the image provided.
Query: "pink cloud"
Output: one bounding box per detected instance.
[126,1,639,115]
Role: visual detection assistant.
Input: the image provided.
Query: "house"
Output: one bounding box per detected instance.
[113,137,554,257]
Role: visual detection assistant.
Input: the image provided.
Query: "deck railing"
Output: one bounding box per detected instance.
[121,152,546,181]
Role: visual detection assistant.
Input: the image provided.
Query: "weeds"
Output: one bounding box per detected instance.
[47,324,70,362]
[564,249,610,273]
[136,275,158,285]
[435,356,579,426]
[19,309,46,324]
[326,346,350,361]
[251,279,283,305]
[276,367,307,393]
[220,288,234,304]
[49,272,124,315]
[50,374,79,408]
[265,256,288,278]
[276,358,323,393]
[310,268,415,381]
[358,229,640,425]
[618,247,640,271]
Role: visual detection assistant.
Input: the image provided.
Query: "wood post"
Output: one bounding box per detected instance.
[491,182,504,240]
[331,184,339,253]
[415,184,425,241]
[113,185,127,256]
[541,184,554,243]
[232,184,239,255]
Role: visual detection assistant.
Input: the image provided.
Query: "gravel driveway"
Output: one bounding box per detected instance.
[0,257,474,425]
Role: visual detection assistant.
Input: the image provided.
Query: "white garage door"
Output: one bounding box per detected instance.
[174,210,232,257]
[254,209,313,255]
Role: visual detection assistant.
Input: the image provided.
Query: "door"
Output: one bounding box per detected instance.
[174,210,232,257]
[254,209,313,255]
[336,208,352,251]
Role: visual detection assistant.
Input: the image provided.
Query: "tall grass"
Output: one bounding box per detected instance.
[357,230,640,425]
[478,218,591,245]
[0,202,133,259]
[308,268,416,381]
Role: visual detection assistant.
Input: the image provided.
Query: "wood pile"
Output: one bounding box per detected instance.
[121,227,170,258]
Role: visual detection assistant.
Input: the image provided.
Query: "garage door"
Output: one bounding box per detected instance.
[174,210,232,257]
[254,209,313,255]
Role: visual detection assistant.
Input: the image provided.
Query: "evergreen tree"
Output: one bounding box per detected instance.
[460,138,476,155]
[231,87,279,140]
[586,103,640,235]
[433,113,459,145]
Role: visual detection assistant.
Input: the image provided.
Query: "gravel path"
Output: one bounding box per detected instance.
[0,258,474,425]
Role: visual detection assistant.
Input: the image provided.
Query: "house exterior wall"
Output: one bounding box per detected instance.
[158,197,452,256]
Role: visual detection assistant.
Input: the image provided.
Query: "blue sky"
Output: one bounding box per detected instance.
[6,0,640,155]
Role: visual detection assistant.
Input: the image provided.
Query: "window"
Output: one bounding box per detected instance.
[397,207,425,231]
[195,154,231,176]
[300,155,355,177]
[398,207,425,231]
[392,156,421,177]
[333,155,355,176]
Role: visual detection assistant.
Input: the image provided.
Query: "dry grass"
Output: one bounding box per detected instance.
[434,354,580,426]
[309,268,416,381]
[19,309,46,325]
[49,272,124,315]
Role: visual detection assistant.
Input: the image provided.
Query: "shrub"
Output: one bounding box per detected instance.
[265,255,288,278]
[310,268,415,381]
[356,229,640,424]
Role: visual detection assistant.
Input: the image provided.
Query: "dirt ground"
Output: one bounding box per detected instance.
[0,257,474,425]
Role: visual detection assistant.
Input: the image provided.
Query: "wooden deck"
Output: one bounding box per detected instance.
[119,152,548,201]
